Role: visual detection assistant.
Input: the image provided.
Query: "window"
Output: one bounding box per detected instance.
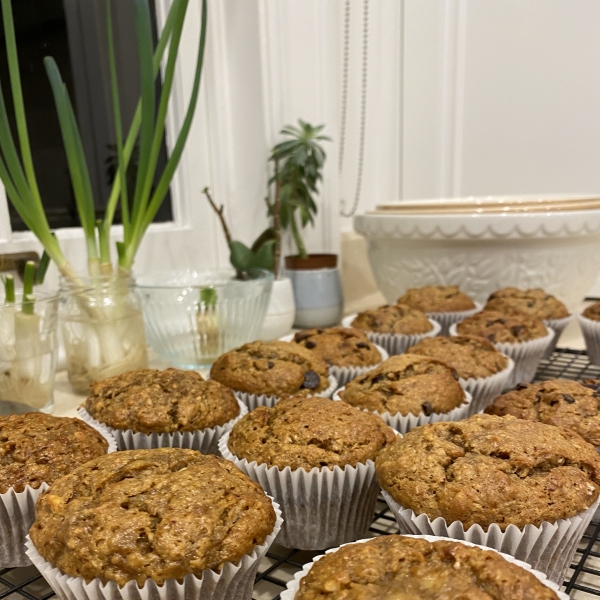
[0,0,172,231]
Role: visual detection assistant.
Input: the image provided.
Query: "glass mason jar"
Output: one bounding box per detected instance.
[60,275,148,393]
[0,290,59,413]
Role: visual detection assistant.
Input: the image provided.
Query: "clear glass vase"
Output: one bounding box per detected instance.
[60,275,148,393]
[0,290,59,413]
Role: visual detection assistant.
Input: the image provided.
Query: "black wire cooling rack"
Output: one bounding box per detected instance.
[3,348,600,600]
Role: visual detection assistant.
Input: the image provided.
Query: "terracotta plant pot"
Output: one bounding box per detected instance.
[284,254,343,328]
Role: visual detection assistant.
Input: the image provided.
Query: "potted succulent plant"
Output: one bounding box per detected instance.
[0,0,207,391]
[272,121,343,328]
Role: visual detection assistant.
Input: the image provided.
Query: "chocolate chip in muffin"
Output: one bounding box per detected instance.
[421,401,433,416]
[302,370,320,389]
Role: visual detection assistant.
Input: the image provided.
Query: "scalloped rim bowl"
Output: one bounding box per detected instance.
[354,197,600,310]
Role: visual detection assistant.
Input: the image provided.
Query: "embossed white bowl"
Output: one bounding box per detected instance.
[354,196,600,311]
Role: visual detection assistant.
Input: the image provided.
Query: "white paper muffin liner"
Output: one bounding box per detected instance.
[218,431,379,550]
[77,400,248,455]
[578,313,600,366]
[24,498,282,600]
[381,489,599,584]
[279,332,389,387]
[279,534,569,600]
[542,315,573,358]
[333,387,472,434]
[232,375,338,411]
[425,302,483,336]
[0,420,116,568]
[342,315,442,356]
[449,323,555,388]
[458,357,515,415]
[0,483,48,567]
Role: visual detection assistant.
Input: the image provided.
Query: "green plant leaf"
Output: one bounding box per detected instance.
[250,239,275,270]
[229,241,253,270]
[251,227,275,253]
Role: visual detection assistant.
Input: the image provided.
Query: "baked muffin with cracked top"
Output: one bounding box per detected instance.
[484,379,600,446]
[227,395,395,471]
[339,354,465,417]
[84,368,239,434]
[292,327,381,367]
[30,448,276,586]
[456,310,548,343]
[485,287,569,320]
[407,335,509,380]
[0,413,109,494]
[376,414,600,530]
[210,340,329,396]
[583,301,600,321]
[294,535,561,600]
[397,285,476,313]
[351,304,432,335]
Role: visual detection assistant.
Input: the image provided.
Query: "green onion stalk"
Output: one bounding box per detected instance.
[0,263,52,408]
[195,286,220,363]
[0,0,207,389]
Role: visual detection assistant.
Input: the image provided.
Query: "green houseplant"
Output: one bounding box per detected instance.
[0,0,207,390]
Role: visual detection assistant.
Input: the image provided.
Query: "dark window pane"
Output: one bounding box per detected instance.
[0,0,172,231]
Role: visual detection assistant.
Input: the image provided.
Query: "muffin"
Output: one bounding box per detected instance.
[28,448,280,597]
[396,285,480,335]
[485,287,569,320]
[376,414,600,582]
[292,327,385,386]
[484,379,600,446]
[454,311,553,386]
[210,340,333,409]
[578,301,600,366]
[398,285,476,313]
[285,536,564,600]
[347,304,438,355]
[0,413,113,567]
[337,354,469,433]
[81,368,244,453]
[406,336,513,413]
[220,395,395,549]
[485,287,571,357]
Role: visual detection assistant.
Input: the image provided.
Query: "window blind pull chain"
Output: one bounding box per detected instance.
[339,0,369,219]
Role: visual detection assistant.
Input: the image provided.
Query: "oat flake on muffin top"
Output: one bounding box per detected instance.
[84,368,239,434]
[295,535,560,600]
[227,395,395,471]
[376,414,600,530]
[340,354,465,417]
[30,448,276,586]
[0,413,108,494]
[292,327,381,368]
[210,340,329,396]
[351,304,432,335]
[407,335,509,380]
[456,310,548,343]
[485,379,600,446]
[397,285,476,313]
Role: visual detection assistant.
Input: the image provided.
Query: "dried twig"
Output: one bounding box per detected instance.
[272,159,282,279]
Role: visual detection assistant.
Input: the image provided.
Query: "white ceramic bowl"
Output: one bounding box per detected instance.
[354,196,600,310]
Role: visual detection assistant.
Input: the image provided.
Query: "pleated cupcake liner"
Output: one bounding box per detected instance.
[342,315,442,356]
[424,302,483,336]
[77,401,248,455]
[578,313,600,367]
[332,388,472,434]
[232,375,338,411]
[542,315,573,358]
[218,431,379,550]
[381,489,599,584]
[449,323,555,387]
[458,357,514,415]
[0,421,116,568]
[0,483,48,567]
[24,498,282,600]
[279,534,569,600]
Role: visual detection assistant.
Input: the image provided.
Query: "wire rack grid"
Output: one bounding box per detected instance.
[2,348,600,600]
